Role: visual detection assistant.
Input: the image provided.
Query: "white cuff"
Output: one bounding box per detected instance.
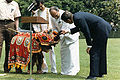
[68,29,71,33]
[87,46,92,48]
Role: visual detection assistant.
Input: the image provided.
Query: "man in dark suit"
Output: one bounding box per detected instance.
[61,11,112,80]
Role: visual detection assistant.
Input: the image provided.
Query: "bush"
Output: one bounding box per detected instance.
[15,0,120,37]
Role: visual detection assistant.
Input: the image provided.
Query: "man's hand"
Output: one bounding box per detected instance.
[35,30,39,33]
[43,30,48,33]
[60,30,69,35]
[86,47,91,54]
[32,10,36,15]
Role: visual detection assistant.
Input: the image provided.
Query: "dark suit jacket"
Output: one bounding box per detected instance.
[71,12,112,46]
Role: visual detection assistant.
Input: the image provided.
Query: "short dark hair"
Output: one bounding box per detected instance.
[6,0,13,3]
[36,0,44,4]
[61,10,72,21]
[49,6,59,12]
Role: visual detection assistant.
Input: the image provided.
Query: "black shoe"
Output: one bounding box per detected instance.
[4,68,11,73]
[4,70,9,73]
[42,72,47,74]
[98,75,104,77]
[86,76,97,80]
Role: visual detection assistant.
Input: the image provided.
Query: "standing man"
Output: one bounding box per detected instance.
[61,11,112,79]
[0,0,21,73]
[32,0,57,74]
[49,6,80,76]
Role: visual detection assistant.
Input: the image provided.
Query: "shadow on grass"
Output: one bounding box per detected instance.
[1,71,86,80]
[27,72,86,79]
[49,74,86,79]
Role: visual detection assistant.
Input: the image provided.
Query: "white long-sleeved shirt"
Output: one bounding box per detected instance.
[51,9,80,45]
[32,8,52,32]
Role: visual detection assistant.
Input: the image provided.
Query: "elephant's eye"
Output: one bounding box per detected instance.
[42,36,47,40]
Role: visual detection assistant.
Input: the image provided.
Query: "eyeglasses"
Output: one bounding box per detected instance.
[53,12,59,19]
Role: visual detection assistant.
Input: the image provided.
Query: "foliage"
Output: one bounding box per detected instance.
[88,0,120,28]
[14,0,33,30]
[14,0,120,30]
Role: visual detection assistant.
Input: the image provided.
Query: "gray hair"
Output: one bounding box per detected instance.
[49,6,59,12]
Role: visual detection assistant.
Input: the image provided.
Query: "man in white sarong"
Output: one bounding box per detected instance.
[32,1,57,73]
[49,6,80,75]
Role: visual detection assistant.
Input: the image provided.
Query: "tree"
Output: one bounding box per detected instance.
[15,0,120,29]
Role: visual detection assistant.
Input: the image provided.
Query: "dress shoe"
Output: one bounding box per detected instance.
[86,76,97,80]
[98,75,104,77]
[36,70,43,74]
[27,70,33,74]
[51,69,57,74]
[51,72,57,74]
[4,68,11,73]
[4,70,9,73]
[51,71,57,74]
[27,70,30,74]
[42,72,47,74]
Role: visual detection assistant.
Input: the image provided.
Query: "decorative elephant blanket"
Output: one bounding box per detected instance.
[8,31,59,69]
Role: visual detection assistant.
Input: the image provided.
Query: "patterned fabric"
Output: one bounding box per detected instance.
[8,31,59,70]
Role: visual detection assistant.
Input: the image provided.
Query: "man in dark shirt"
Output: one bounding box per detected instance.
[61,11,112,80]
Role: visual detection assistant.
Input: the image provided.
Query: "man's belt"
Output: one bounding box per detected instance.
[0,20,14,24]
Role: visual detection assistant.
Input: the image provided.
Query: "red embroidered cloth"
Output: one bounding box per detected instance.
[8,31,59,69]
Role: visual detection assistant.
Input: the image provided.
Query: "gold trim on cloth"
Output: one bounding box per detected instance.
[46,8,49,29]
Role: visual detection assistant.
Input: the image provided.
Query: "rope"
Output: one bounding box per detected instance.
[7,28,21,33]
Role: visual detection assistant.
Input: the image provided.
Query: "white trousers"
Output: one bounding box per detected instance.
[60,39,80,75]
[42,46,57,73]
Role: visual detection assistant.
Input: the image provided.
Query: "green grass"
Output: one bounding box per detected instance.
[0,38,120,80]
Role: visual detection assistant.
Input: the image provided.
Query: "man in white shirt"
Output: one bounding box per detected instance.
[32,0,57,74]
[49,6,80,75]
[0,0,21,73]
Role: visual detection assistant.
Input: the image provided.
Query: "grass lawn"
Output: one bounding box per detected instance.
[0,38,120,80]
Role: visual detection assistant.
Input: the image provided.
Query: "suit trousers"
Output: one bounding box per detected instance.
[0,22,15,71]
[89,32,108,77]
